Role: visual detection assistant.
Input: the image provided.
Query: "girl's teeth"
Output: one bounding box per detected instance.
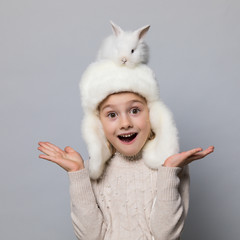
[121,134,133,137]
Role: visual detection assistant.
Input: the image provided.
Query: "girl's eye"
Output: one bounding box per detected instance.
[130,108,140,115]
[107,112,117,118]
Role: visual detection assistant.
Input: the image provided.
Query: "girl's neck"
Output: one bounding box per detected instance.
[114,151,142,161]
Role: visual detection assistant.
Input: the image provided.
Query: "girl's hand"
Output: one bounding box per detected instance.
[38,142,84,172]
[163,146,214,168]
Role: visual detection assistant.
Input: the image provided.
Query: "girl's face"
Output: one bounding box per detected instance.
[99,92,151,157]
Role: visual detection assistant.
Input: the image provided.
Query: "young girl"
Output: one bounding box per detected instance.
[38,60,214,240]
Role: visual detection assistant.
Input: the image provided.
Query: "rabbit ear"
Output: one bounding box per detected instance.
[135,25,150,40]
[110,21,123,36]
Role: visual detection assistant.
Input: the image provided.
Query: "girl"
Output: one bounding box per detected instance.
[38,60,214,240]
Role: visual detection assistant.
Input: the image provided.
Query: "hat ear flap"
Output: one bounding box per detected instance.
[82,112,112,179]
[143,101,179,168]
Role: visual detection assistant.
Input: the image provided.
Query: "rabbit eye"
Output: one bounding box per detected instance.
[131,49,135,54]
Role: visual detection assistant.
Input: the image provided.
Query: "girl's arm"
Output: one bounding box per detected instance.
[68,167,107,240]
[150,146,214,240]
[150,165,189,240]
[38,142,106,240]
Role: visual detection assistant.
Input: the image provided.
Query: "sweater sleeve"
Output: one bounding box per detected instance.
[150,165,190,240]
[68,168,107,240]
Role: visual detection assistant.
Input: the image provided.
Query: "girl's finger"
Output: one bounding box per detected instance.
[192,146,214,158]
[204,146,215,154]
[39,142,57,153]
[65,146,76,153]
[38,146,55,156]
[186,146,215,162]
[44,142,65,154]
[183,148,203,158]
[39,154,59,163]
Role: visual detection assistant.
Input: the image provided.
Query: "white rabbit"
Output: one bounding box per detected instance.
[97,21,150,67]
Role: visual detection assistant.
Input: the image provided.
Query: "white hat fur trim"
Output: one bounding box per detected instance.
[80,60,179,179]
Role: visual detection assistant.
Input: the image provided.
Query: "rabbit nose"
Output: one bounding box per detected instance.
[121,57,127,64]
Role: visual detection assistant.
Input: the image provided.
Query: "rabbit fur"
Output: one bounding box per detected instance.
[97,21,150,67]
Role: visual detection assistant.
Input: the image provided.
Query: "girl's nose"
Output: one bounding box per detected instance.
[120,115,133,130]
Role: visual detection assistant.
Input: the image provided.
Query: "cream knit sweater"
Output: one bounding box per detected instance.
[68,153,189,240]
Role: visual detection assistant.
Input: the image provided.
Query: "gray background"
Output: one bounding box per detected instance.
[1,0,239,239]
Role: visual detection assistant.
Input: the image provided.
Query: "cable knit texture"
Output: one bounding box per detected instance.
[68,154,189,240]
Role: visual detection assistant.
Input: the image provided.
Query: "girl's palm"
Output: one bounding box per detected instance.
[163,146,214,167]
[38,142,84,172]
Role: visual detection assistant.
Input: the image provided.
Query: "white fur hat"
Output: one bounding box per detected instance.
[80,60,179,179]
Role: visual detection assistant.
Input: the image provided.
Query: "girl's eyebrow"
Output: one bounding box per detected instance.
[100,100,145,111]
[100,104,114,111]
[129,100,146,105]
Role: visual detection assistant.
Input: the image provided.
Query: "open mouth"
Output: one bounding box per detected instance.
[118,133,138,142]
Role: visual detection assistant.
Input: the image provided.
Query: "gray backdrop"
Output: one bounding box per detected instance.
[1,0,239,239]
